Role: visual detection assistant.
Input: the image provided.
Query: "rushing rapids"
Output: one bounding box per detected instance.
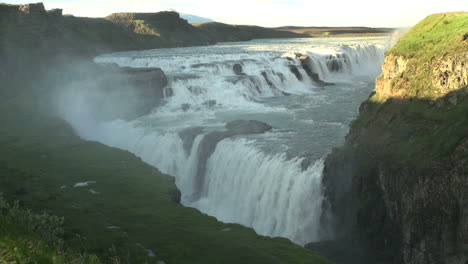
[61,37,387,245]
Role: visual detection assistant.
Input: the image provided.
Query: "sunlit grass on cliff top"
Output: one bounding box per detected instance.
[388,12,468,60]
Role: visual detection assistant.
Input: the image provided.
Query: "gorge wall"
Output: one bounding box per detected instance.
[316,12,468,264]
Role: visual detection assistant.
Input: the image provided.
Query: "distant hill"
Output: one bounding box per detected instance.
[169,9,215,23]
[193,22,309,42]
[276,26,395,37]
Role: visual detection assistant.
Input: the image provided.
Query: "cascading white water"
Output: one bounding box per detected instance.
[62,37,387,246]
[95,42,384,112]
[64,117,326,245]
[191,139,325,245]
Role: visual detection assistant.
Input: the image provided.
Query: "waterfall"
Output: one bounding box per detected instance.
[61,38,386,246]
[65,117,325,245]
[191,139,325,245]
[95,43,384,112]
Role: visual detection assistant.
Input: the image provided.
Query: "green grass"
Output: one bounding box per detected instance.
[364,90,468,171]
[0,96,330,263]
[388,12,468,60]
[0,197,102,264]
[377,12,468,99]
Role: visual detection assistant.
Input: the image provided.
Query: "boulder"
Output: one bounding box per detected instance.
[233,63,245,75]
[225,120,272,134]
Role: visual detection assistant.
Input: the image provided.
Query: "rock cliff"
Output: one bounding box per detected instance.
[314,12,468,264]
[106,12,216,47]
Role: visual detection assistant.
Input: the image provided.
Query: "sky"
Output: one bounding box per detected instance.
[7,0,468,27]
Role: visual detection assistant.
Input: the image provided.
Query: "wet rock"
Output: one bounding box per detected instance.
[181,103,191,111]
[172,74,201,81]
[261,71,275,88]
[295,53,334,86]
[178,127,204,155]
[225,120,272,134]
[233,63,245,75]
[327,56,345,72]
[289,65,303,81]
[203,100,217,107]
[169,185,181,204]
[187,86,203,95]
[276,72,286,82]
[163,87,174,98]
[192,63,215,68]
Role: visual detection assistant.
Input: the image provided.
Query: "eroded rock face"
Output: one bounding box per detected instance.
[320,50,468,264]
[374,55,409,98]
[432,54,468,93]
[62,63,168,121]
[233,63,245,75]
[295,53,334,86]
[18,3,46,14]
[289,65,303,81]
[376,53,468,100]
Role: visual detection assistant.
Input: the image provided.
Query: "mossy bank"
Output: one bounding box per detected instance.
[317,12,468,264]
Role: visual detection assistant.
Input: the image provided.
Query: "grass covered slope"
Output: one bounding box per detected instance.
[320,12,468,264]
[0,196,103,263]
[389,12,467,59]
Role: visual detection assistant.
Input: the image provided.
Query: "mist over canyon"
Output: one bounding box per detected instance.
[0,3,466,264]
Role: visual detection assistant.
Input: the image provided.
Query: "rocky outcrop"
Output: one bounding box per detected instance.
[60,62,168,121]
[233,64,245,75]
[289,65,304,81]
[0,3,47,15]
[432,54,468,93]
[47,8,62,17]
[295,53,334,86]
[106,12,215,47]
[317,13,468,264]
